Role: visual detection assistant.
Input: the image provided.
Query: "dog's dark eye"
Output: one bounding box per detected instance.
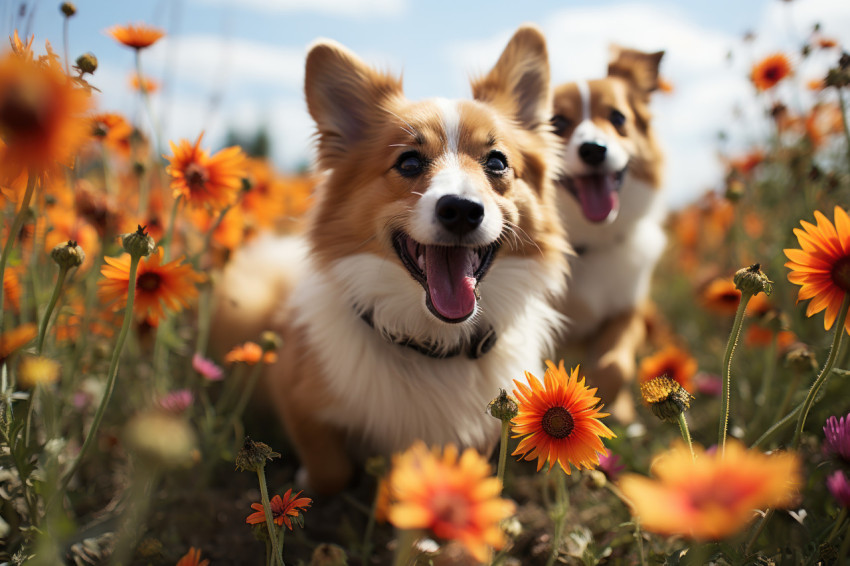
[484,151,508,173]
[609,109,626,129]
[395,151,425,177]
[551,114,572,136]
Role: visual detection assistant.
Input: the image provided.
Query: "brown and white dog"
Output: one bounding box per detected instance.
[214,26,567,494]
[550,46,667,414]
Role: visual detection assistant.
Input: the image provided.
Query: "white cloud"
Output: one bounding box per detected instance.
[193,0,405,18]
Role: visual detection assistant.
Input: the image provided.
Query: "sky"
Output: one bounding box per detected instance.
[12,0,850,208]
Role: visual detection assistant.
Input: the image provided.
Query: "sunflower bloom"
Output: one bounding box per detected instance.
[175,547,209,566]
[750,53,792,91]
[784,207,850,334]
[245,488,312,531]
[165,133,247,210]
[98,248,205,326]
[512,360,615,473]
[106,23,164,50]
[638,345,697,393]
[387,441,515,563]
[619,441,800,540]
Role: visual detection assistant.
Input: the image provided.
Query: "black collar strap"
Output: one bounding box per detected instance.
[359,310,497,360]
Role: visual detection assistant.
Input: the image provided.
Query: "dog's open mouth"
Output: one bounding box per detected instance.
[562,168,626,223]
[393,232,499,323]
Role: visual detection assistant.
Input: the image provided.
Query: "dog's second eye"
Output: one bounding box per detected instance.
[484,151,508,173]
[609,109,626,129]
[395,152,424,177]
[551,114,571,136]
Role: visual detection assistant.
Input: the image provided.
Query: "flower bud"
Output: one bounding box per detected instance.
[60,2,76,16]
[75,52,97,75]
[640,377,692,423]
[309,544,348,566]
[50,240,85,269]
[259,330,283,353]
[785,343,819,374]
[734,263,772,296]
[235,436,280,472]
[121,225,156,258]
[488,388,518,422]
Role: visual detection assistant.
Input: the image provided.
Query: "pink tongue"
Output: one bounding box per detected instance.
[573,174,619,223]
[425,245,477,320]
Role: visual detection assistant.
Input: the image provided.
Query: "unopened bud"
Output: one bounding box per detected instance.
[75,52,97,75]
[121,225,156,258]
[259,331,282,352]
[235,436,280,472]
[734,263,772,297]
[488,388,518,422]
[60,2,76,17]
[640,377,692,423]
[785,343,819,374]
[50,240,85,269]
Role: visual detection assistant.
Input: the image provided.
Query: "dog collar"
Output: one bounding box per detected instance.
[359,310,497,360]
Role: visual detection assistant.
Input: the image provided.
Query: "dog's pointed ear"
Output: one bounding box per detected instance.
[472,25,551,130]
[608,45,664,95]
[305,40,402,161]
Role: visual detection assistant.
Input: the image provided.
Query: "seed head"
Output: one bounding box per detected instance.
[235,436,280,472]
[640,376,693,423]
[734,263,772,296]
[50,240,85,269]
[60,2,76,17]
[121,225,156,258]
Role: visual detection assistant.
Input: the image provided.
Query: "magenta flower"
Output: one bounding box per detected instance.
[693,371,723,397]
[598,448,625,481]
[827,470,850,508]
[193,353,224,381]
[158,389,193,414]
[824,413,850,462]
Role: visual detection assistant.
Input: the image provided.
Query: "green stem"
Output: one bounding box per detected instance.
[744,509,773,556]
[827,507,848,545]
[719,291,752,455]
[0,171,37,328]
[496,419,509,490]
[678,412,696,461]
[792,294,849,450]
[605,482,645,566]
[546,467,568,566]
[773,369,802,428]
[839,515,850,566]
[256,466,285,566]
[361,479,380,566]
[50,253,142,510]
[225,361,266,439]
[392,529,419,566]
[36,265,69,354]
[134,50,164,219]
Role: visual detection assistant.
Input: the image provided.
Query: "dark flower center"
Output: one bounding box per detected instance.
[137,272,161,292]
[0,83,46,144]
[764,66,781,81]
[833,256,850,293]
[542,406,575,439]
[432,489,469,526]
[185,162,209,191]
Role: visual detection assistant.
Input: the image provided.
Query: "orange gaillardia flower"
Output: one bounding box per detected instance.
[246,488,312,531]
[638,345,698,393]
[387,441,515,563]
[106,23,164,50]
[512,361,615,473]
[0,51,91,178]
[98,248,205,327]
[175,548,209,566]
[784,206,850,334]
[130,72,159,94]
[224,342,277,365]
[619,441,800,540]
[750,53,792,91]
[0,323,37,362]
[166,133,247,210]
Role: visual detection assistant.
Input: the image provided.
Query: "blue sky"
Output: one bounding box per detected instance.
[14,0,850,207]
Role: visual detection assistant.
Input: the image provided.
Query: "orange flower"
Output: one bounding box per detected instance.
[98,248,205,327]
[745,326,797,350]
[512,361,615,473]
[784,206,850,333]
[106,23,164,50]
[387,441,515,563]
[807,78,825,91]
[175,547,208,566]
[727,149,764,177]
[91,112,134,157]
[0,323,36,361]
[638,345,697,393]
[750,53,792,91]
[245,488,312,531]
[130,72,159,94]
[805,102,844,149]
[701,278,742,316]
[165,133,247,210]
[3,266,21,311]
[9,30,34,59]
[0,51,92,178]
[657,77,674,94]
[619,441,800,540]
[224,342,277,365]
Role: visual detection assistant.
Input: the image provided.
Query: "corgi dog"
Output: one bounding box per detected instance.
[549,46,666,413]
[214,25,567,494]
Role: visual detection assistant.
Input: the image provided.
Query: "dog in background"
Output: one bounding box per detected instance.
[214,25,568,494]
[550,46,667,417]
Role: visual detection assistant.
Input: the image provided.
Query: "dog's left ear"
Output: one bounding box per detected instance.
[608,45,665,95]
[472,24,551,131]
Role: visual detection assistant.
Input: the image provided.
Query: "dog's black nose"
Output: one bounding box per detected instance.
[436,195,484,237]
[579,141,607,166]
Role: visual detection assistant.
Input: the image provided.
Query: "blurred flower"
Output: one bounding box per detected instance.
[98,248,205,327]
[192,353,223,381]
[90,112,133,157]
[157,389,193,414]
[816,36,839,49]
[750,53,792,91]
[619,441,801,540]
[512,360,614,473]
[225,342,277,365]
[598,448,625,481]
[657,77,674,94]
[0,323,36,362]
[824,413,850,462]
[123,410,198,469]
[3,266,21,311]
[827,470,850,508]
[17,355,61,388]
[701,278,743,316]
[0,50,92,178]
[106,23,164,50]
[693,372,723,397]
[175,547,209,566]
[638,345,697,393]
[387,441,514,563]
[807,78,826,91]
[9,30,34,59]
[130,72,159,94]
[727,149,764,177]
[246,488,312,531]
[744,326,796,350]
[166,133,247,210]
[784,206,850,334]
[805,102,844,149]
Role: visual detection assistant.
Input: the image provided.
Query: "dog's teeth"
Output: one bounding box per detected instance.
[417,254,425,272]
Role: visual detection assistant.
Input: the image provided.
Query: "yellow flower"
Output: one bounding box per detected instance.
[17,355,60,388]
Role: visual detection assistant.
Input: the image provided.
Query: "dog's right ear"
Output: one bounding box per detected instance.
[305,40,402,163]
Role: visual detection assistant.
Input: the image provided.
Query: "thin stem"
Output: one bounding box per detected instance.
[827,507,848,545]
[496,419,509,490]
[36,265,69,354]
[62,17,70,76]
[162,194,181,262]
[744,509,773,555]
[839,515,850,566]
[0,171,37,328]
[225,361,266,440]
[604,482,645,566]
[719,291,752,456]
[50,254,142,510]
[134,49,164,219]
[792,294,849,450]
[392,529,419,566]
[360,478,380,566]
[837,87,850,167]
[677,412,696,461]
[545,467,568,566]
[256,466,285,566]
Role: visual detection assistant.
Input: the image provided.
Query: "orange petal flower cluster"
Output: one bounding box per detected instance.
[387,441,515,563]
[512,360,615,473]
[619,441,800,540]
[245,488,312,531]
[166,133,247,210]
[106,23,164,50]
[175,547,209,566]
[224,342,277,365]
[638,345,697,393]
[750,53,792,92]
